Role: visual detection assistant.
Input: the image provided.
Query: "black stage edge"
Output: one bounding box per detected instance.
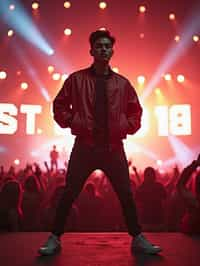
[0,232,200,266]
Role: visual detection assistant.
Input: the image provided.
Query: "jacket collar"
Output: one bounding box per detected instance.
[89,64,113,79]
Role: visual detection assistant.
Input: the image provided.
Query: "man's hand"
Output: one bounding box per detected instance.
[132,166,137,172]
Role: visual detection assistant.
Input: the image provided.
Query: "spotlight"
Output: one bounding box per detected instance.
[177,74,185,83]
[99,27,107,31]
[99,2,107,9]
[64,1,71,8]
[64,28,72,36]
[169,13,176,21]
[8,30,14,37]
[21,82,28,90]
[9,4,15,11]
[137,75,146,85]
[52,73,61,80]
[112,67,119,73]
[139,33,145,39]
[139,5,146,13]
[48,49,54,56]
[0,71,7,79]
[32,2,39,10]
[48,65,54,73]
[174,35,180,42]
[37,128,43,134]
[61,74,69,81]
[155,88,161,95]
[164,73,172,81]
[16,71,21,76]
[193,35,199,42]
[156,160,163,166]
[14,159,20,165]
[141,6,200,101]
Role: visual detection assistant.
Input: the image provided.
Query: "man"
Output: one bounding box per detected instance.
[50,145,59,172]
[136,167,167,230]
[177,154,200,233]
[38,30,162,255]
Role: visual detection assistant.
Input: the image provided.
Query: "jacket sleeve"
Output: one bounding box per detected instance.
[126,81,143,134]
[53,75,73,128]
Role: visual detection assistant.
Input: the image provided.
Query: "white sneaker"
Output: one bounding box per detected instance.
[38,234,61,256]
[131,233,162,255]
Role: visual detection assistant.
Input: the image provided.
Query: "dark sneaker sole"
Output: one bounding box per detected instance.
[38,246,61,256]
[132,246,162,255]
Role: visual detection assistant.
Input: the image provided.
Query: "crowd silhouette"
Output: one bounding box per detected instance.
[0,154,199,234]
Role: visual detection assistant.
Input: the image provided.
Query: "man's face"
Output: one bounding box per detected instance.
[90,37,114,63]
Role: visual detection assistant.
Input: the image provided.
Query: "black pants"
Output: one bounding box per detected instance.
[52,138,141,237]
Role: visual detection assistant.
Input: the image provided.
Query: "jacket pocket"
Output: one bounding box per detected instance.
[71,112,82,135]
[119,113,129,138]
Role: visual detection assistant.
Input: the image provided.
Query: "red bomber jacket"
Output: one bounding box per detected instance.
[53,65,143,146]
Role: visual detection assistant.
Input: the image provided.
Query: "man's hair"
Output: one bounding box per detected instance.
[89,30,116,47]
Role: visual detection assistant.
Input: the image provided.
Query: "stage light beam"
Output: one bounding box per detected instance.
[1,0,54,55]
[141,4,200,101]
[168,135,193,167]
[13,43,51,102]
[40,88,51,102]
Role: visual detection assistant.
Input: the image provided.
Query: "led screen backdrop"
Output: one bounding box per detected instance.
[0,0,199,170]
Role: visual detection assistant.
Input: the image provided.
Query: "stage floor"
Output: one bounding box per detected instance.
[0,232,199,266]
